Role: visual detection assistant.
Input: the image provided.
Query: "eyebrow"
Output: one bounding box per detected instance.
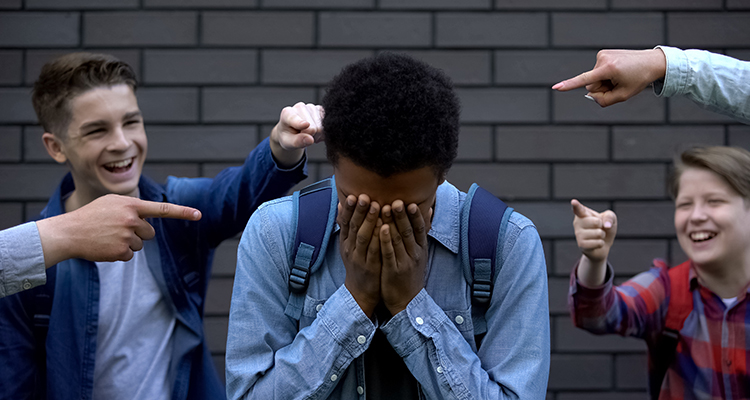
[123,111,142,120]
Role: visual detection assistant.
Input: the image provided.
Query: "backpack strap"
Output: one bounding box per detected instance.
[649,260,693,400]
[460,184,513,339]
[285,178,339,320]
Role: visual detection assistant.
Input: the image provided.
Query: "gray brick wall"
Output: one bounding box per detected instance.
[1,1,747,397]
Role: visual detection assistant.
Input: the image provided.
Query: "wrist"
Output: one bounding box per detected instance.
[269,126,305,169]
[36,215,75,267]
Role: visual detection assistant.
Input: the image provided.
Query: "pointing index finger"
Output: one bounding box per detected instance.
[571,199,597,219]
[552,68,609,92]
[135,199,202,221]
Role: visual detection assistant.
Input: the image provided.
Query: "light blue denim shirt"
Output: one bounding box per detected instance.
[0,222,46,298]
[655,45,750,124]
[227,180,550,400]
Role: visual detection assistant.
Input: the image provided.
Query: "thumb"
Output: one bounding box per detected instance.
[600,210,617,230]
[571,199,597,219]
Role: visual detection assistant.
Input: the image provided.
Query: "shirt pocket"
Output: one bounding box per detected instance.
[298,295,328,329]
[443,308,476,348]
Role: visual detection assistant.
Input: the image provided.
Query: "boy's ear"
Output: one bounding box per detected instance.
[42,132,68,164]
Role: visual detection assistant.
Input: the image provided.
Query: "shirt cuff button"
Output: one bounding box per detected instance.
[415,317,424,325]
[357,335,366,344]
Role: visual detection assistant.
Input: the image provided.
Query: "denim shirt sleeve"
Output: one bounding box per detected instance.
[225,200,376,400]
[654,45,750,124]
[381,215,551,400]
[0,222,46,298]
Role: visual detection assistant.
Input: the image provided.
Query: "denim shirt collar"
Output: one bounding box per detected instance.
[329,179,461,255]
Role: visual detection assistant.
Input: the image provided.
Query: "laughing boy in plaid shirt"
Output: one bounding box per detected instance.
[568,146,750,400]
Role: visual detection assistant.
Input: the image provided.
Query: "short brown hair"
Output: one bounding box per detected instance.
[669,146,750,200]
[32,52,137,136]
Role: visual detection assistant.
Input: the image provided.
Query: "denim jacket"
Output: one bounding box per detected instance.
[655,45,750,124]
[0,137,307,400]
[226,180,550,400]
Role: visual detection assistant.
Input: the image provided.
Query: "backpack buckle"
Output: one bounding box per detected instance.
[472,279,492,306]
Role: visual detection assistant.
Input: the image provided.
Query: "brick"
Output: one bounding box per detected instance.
[457,88,548,123]
[204,316,228,353]
[613,126,724,161]
[261,50,371,85]
[288,164,320,195]
[510,201,608,239]
[399,50,491,85]
[0,88,37,124]
[212,355,225,384]
[0,164,68,200]
[320,12,430,48]
[543,239,553,273]
[27,0,138,8]
[144,50,257,85]
[555,316,647,352]
[203,12,313,46]
[552,13,662,47]
[494,50,597,85]
[557,393,645,400]
[457,126,492,161]
[0,12,78,47]
[147,125,259,162]
[554,164,666,200]
[202,87,316,123]
[616,353,648,389]
[302,141,328,163]
[205,277,233,316]
[145,0,257,7]
[84,12,196,46]
[496,126,608,161]
[727,50,750,61]
[548,354,613,390]
[0,203,23,230]
[262,0,371,7]
[0,0,20,9]
[25,49,140,85]
[614,201,675,237]
[548,277,570,315]
[728,0,750,9]
[553,91,665,124]
[668,13,750,48]
[137,88,198,123]
[494,0,606,9]
[436,13,547,48]
[670,238,688,265]
[555,239,669,276]
[0,126,21,162]
[22,126,48,162]
[213,239,239,277]
[613,0,721,9]
[668,96,739,124]
[0,50,22,85]
[447,164,549,200]
[319,163,334,180]
[142,164,200,183]
[26,202,49,220]
[380,0,490,9]
[728,125,750,150]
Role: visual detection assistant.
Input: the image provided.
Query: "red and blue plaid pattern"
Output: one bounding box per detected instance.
[569,260,750,399]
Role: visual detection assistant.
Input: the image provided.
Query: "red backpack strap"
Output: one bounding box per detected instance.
[649,260,693,400]
[665,261,693,332]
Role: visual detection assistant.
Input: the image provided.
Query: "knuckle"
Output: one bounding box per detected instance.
[159,202,170,216]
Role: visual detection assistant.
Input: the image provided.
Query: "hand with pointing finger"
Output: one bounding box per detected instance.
[571,199,618,287]
[36,194,202,267]
[552,49,667,107]
[270,102,324,168]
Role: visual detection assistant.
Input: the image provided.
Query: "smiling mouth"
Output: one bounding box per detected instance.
[690,231,717,242]
[103,157,135,173]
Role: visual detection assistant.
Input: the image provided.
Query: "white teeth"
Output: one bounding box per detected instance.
[690,232,716,241]
[105,158,132,169]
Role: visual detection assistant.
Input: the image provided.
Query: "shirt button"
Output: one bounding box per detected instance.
[455,315,464,325]
[357,386,364,395]
[436,366,444,374]
[357,335,366,344]
[22,279,32,290]
[331,374,338,381]
[316,304,323,312]
[415,317,424,325]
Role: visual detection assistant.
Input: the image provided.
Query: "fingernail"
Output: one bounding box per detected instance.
[369,205,377,214]
[551,82,563,90]
[359,198,367,207]
[584,94,596,102]
[347,197,355,206]
[193,211,201,219]
[604,221,612,228]
[394,203,403,213]
[408,204,417,214]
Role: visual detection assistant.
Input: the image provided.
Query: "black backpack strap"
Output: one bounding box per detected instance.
[284,178,338,320]
[460,184,513,344]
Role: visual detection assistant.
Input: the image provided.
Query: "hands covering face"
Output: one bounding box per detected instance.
[338,194,431,318]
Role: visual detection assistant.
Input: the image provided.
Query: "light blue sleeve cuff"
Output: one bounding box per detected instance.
[380,289,449,357]
[0,222,47,298]
[654,45,689,98]
[317,284,377,358]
